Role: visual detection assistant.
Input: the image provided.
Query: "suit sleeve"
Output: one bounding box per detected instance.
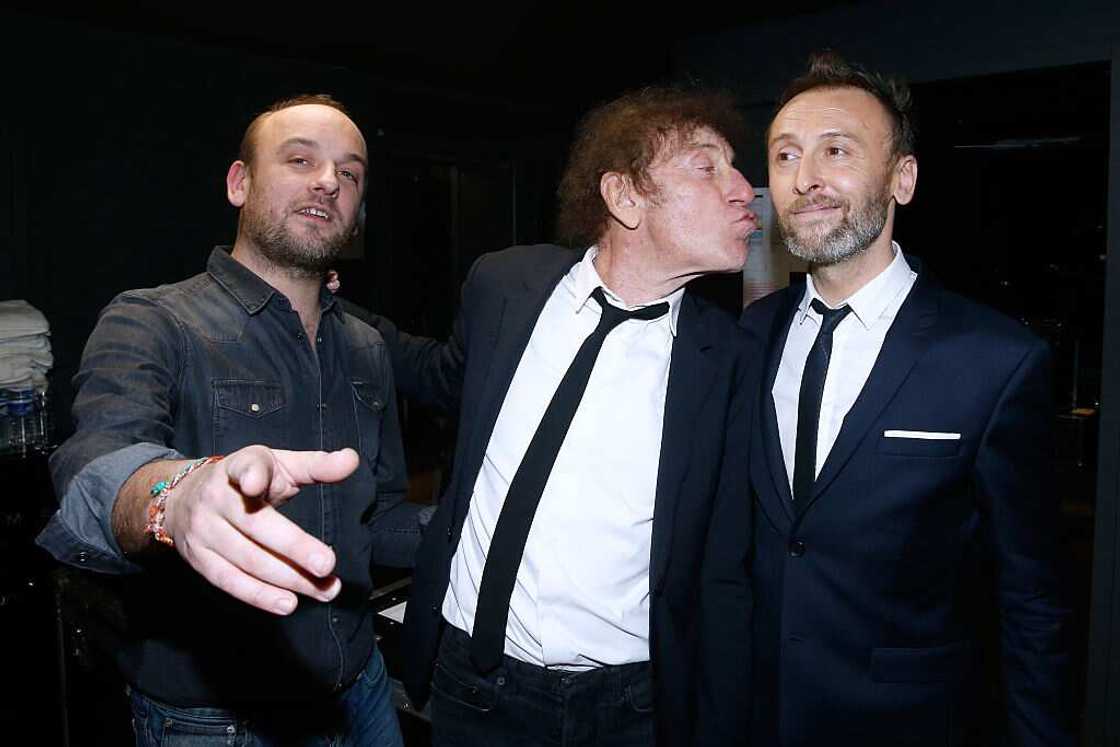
[367,337,433,569]
[975,339,1075,745]
[694,340,754,745]
[363,312,465,413]
[341,254,492,413]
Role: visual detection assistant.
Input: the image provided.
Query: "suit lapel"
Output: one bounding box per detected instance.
[758,287,803,527]
[650,293,718,589]
[458,254,578,514]
[801,274,940,515]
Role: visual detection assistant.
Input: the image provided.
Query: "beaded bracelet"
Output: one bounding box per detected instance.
[145,455,223,547]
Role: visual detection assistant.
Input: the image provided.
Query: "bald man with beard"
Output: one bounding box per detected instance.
[39,95,414,746]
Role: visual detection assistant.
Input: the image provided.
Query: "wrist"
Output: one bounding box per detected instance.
[145,456,223,546]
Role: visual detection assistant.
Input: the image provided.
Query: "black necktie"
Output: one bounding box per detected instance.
[792,299,851,504]
[469,287,670,673]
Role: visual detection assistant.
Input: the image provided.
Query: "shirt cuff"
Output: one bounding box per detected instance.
[36,442,184,574]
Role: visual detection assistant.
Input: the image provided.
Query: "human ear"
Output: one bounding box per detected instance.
[600,172,642,230]
[892,155,917,206]
[226,161,251,208]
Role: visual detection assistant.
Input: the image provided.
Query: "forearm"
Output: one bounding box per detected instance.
[40,442,183,572]
[111,458,194,555]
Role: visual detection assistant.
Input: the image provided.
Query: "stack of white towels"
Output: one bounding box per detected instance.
[0,300,53,393]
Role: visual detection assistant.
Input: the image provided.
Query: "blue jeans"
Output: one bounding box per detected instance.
[430,625,654,747]
[128,646,404,747]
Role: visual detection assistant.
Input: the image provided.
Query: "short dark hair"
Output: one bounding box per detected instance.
[775,51,916,158]
[556,86,746,249]
[238,94,354,166]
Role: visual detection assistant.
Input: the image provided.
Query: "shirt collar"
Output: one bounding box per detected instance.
[206,246,341,320]
[569,246,684,336]
[797,242,913,330]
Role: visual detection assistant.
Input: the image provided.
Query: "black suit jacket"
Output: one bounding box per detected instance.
[740,268,1074,746]
[376,244,754,746]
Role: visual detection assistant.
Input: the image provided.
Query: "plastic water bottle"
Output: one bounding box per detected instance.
[35,388,51,450]
[8,388,40,455]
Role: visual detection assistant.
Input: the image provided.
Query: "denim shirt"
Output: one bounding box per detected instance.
[37,247,410,707]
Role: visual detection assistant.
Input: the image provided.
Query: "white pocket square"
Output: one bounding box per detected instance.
[883,429,961,440]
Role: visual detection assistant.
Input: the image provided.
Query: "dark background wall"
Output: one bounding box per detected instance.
[0,9,577,433]
[675,0,1120,184]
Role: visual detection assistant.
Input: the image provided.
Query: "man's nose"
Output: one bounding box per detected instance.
[727,168,755,205]
[793,158,822,195]
[311,164,340,197]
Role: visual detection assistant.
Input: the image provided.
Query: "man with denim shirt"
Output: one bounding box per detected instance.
[37,95,411,746]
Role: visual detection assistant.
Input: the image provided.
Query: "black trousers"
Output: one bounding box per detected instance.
[430,624,654,747]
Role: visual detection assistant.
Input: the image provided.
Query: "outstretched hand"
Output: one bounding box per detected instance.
[162,445,360,615]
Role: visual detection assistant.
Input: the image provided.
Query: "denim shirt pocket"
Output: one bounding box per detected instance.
[350,378,386,468]
[212,380,286,454]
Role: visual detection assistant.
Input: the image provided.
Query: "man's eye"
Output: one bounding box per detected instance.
[826,146,846,157]
[775,151,798,163]
[290,157,309,167]
[339,169,358,182]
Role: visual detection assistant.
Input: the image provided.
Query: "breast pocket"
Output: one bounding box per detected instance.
[350,378,386,467]
[870,640,972,683]
[212,380,286,453]
[878,431,962,458]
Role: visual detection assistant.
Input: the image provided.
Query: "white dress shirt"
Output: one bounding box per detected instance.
[443,247,683,669]
[773,244,917,492]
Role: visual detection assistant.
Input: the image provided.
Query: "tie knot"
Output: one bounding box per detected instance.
[591,287,669,331]
[809,298,851,334]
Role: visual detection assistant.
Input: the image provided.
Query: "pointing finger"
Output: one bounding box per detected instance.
[190,544,300,616]
[227,500,337,578]
[212,520,340,601]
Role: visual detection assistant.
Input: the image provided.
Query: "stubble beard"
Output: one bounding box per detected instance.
[777,182,892,267]
[241,196,355,279]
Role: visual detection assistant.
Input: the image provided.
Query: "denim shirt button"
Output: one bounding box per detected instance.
[77,551,88,564]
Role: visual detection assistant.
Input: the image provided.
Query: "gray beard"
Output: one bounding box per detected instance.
[778,188,890,267]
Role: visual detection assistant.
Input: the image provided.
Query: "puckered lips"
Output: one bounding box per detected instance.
[734,209,760,236]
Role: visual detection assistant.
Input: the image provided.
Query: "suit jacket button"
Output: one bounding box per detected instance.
[446,527,453,541]
[788,539,806,558]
